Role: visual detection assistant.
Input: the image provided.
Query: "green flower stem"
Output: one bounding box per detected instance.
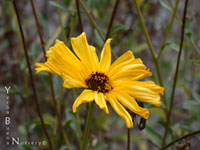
[79,0,104,40]
[157,0,180,59]
[79,0,118,59]
[191,41,200,56]
[56,0,67,44]
[168,0,200,56]
[168,0,182,26]
[67,13,77,47]
[133,0,167,108]
[81,102,95,150]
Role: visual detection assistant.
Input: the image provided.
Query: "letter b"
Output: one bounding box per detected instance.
[5,117,10,125]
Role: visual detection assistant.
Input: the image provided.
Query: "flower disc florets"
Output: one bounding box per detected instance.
[86,72,113,93]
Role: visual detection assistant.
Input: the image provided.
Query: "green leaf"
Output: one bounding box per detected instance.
[65,108,77,132]
[173,123,180,138]
[53,74,62,97]
[183,100,200,110]
[64,0,72,7]
[182,125,193,132]
[132,43,148,54]
[186,31,195,43]
[37,11,49,36]
[192,90,200,104]
[163,42,179,52]
[33,114,55,129]
[145,126,163,147]
[158,0,172,12]
[183,114,198,126]
[49,1,76,13]
[177,83,190,97]
[65,108,81,140]
[49,1,69,11]
[64,120,73,132]
[149,107,166,120]
[110,24,129,37]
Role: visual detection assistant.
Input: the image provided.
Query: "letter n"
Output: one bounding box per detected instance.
[12,137,19,145]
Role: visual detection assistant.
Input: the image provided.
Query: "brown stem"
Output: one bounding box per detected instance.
[76,0,83,32]
[105,0,120,42]
[161,129,200,150]
[127,128,131,150]
[75,0,86,141]
[12,1,53,149]
[162,0,189,147]
[29,0,71,149]
[29,0,46,59]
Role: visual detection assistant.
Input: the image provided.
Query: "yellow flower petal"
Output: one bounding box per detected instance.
[62,74,87,89]
[35,40,88,88]
[111,69,152,86]
[71,32,99,72]
[73,90,95,113]
[99,39,112,72]
[107,50,135,74]
[89,45,99,68]
[94,92,109,114]
[106,93,133,128]
[122,81,164,106]
[35,63,53,74]
[108,50,151,82]
[110,91,149,119]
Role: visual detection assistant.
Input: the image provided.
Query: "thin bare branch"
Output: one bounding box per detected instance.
[29,0,71,149]
[161,129,200,150]
[162,0,189,147]
[12,1,53,149]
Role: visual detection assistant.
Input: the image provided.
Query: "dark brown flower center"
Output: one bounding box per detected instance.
[85,72,113,93]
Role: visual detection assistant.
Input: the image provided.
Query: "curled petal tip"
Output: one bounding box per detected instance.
[143,109,149,119]
[160,87,165,95]
[105,109,109,114]
[72,106,77,113]
[126,122,134,128]
[81,32,86,35]
[35,70,40,74]
[105,38,112,43]
[55,39,60,43]
[157,101,162,107]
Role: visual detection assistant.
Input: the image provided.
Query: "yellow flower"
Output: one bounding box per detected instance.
[35,32,164,128]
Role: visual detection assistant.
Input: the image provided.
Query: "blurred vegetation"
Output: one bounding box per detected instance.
[0,0,200,150]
